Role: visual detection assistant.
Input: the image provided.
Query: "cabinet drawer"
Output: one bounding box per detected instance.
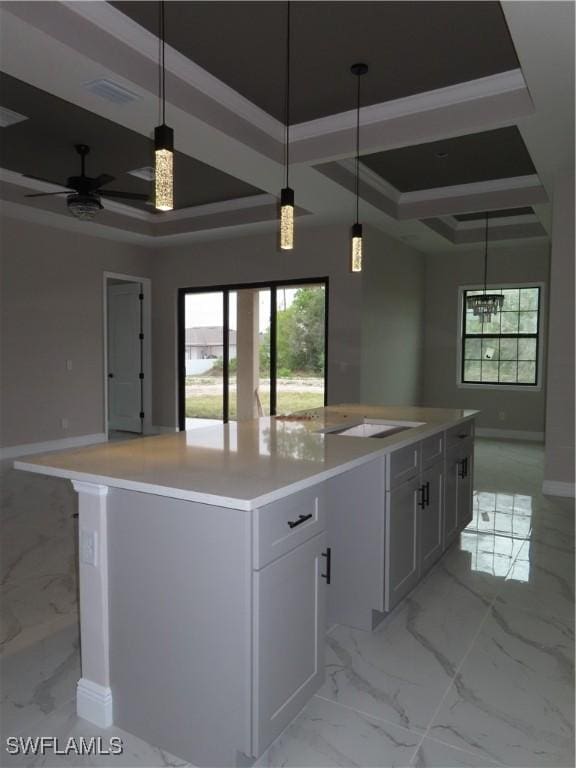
[253,486,325,569]
[446,420,474,448]
[421,433,444,467]
[387,443,419,489]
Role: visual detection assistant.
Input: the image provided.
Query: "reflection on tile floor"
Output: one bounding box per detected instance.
[1,440,574,767]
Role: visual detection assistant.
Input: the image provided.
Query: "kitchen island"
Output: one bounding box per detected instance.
[15,404,477,767]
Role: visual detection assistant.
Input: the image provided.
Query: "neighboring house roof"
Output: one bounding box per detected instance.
[185,326,237,346]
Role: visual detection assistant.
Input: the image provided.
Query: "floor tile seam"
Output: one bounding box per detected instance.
[312,693,428,741]
[413,730,509,767]
[407,578,503,767]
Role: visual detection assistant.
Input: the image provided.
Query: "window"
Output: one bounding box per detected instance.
[461,286,541,386]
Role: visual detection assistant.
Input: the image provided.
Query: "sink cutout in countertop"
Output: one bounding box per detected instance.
[330,421,422,439]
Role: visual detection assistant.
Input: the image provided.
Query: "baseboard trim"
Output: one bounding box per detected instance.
[150,425,179,434]
[475,428,544,442]
[76,678,113,728]
[542,480,575,498]
[1,433,107,460]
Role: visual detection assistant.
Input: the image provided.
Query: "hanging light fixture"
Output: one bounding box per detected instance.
[154,0,174,211]
[279,1,294,249]
[350,62,368,272]
[467,213,504,322]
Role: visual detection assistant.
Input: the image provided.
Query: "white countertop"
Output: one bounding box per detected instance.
[15,405,477,510]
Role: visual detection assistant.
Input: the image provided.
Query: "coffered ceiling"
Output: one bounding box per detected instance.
[111,1,519,124]
[0,1,573,250]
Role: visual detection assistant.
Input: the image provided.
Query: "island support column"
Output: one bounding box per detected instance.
[72,481,112,727]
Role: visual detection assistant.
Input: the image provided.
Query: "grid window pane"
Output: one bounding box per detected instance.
[462,287,540,386]
[501,311,520,333]
[499,362,517,383]
[519,311,538,333]
[502,289,520,310]
[464,338,481,359]
[518,338,537,360]
[481,361,499,381]
[518,361,536,383]
[481,338,499,361]
[500,338,518,360]
[464,360,481,381]
[520,288,539,310]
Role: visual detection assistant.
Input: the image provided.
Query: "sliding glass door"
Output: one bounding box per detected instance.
[178,279,327,430]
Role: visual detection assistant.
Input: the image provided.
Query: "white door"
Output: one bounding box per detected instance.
[108,283,142,432]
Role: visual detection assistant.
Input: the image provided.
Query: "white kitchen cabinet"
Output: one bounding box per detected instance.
[419,460,444,575]
[252,532,327,754]
[384,475,420,612]
[445,438,474,549]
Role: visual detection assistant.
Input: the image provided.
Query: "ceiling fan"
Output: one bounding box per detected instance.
[23,144,150,220]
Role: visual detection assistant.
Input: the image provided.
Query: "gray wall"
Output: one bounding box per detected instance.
[361,228,425,405]
[544,171,575,486]
[422,240,550,433]
[0,217,151,448]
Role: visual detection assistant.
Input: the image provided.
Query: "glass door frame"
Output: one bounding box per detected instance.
[177,277,329,429]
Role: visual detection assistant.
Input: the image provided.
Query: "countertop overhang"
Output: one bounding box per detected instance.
[14,405,478,510]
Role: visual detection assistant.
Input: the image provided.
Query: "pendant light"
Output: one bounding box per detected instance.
[279,1,294,249]
[466,213,504,322]
[154,0,174,211]
[350,63,368,272]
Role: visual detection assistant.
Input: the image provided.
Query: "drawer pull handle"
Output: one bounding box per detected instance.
[458,433,468,439]
[287,513,313,529]
[424,481,430,507]
[321,547,332,584]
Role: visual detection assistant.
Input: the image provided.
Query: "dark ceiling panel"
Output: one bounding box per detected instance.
[455,207,534,221]
[111,1,519,123]
[0,73,263,210]
[360,127,536,192]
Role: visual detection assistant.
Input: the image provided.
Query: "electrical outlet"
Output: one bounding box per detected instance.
[61,417,69,430]
[498,411,506,422]
[66,360,73,371]
[80,528,97,567]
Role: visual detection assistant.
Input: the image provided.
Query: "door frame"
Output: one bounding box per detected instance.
[103,272,152,438]
[177,277,329,430]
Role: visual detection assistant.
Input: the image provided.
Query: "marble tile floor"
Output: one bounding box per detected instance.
[0,440,573,767]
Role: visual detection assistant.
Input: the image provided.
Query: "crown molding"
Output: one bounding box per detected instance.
[400,174,543,204]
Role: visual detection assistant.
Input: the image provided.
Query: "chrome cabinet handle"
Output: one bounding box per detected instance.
[287,513,312,529]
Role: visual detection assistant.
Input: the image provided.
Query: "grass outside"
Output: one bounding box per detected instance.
[185,390,324,419]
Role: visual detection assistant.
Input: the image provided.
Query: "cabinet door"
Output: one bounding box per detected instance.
[252,532,326,756]
[457,450,474,530]
[385,477,420,612]
[444,448,460,550]
[420,462,443,575]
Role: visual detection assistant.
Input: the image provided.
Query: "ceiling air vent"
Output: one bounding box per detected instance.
[0,107,28,128]
[128,166,155,181]
[84,79,140,105]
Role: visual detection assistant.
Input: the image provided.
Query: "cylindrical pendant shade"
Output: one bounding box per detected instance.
[350,222,363,272]
[154,124,174,212]
[280,187,294,250]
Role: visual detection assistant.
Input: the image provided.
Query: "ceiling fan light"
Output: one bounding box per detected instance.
[280,186,294,250]
[67,193,101,221]
[350,222,363,273]
[154,124,174,212]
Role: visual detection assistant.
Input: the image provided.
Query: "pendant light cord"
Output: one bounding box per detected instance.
[284,1,291,189]
[483,213,489,294]
[158,0,166,125]
[355,72,361,224]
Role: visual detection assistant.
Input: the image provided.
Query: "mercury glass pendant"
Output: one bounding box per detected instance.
[279,1,294,250]
[154,0,174,212]
[350,63,368,273]
[466,214,504,322]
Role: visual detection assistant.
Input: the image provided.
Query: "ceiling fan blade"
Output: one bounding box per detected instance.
[86,174,115,190]
[100,190,150,200]
[24,191,69,198]
[22,174,72,189]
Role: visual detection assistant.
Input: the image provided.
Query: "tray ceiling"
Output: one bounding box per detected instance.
[111,0,519,124]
